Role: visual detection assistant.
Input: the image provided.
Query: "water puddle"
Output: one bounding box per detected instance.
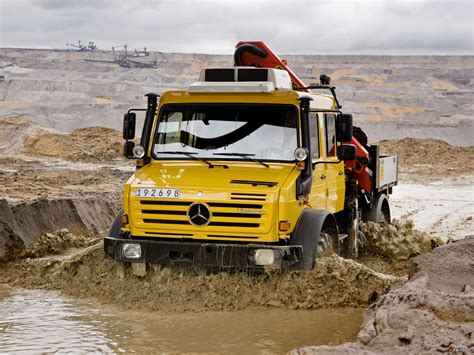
[0,284,364,353]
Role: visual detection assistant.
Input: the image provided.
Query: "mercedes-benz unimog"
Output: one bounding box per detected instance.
[104,41,398,269]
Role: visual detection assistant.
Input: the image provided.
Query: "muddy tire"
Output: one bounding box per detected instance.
[317,215,340,257]
[290,210,338,270]
[362,194,391,224]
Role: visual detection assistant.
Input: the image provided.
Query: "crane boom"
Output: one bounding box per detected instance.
[234,41,309,91]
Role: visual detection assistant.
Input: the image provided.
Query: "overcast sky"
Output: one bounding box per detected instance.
[0,0,472,54]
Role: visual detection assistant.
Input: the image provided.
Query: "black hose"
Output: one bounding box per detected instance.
[234,44,267,66]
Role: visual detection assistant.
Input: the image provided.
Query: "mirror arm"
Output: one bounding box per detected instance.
[127,108,147,114]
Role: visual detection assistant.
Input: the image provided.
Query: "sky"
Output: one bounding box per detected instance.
[0,0,473,55]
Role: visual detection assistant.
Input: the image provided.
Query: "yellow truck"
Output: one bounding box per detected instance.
[104,42,397,269]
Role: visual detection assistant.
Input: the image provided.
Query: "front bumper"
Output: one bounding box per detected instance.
[104,236,303,268]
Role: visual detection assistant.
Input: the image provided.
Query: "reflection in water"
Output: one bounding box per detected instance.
[0,285,364,353]
[0,285,122,353]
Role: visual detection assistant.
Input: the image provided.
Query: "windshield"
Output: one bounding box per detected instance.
[152,104,299,162]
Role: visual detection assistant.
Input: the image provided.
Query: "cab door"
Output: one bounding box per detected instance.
[323,113,345,212]
[308,112,326,209]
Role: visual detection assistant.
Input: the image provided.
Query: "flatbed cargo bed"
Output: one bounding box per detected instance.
[376,155,398,191]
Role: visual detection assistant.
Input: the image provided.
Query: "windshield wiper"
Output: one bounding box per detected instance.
[213,153,269,168]
[156,151,215,168]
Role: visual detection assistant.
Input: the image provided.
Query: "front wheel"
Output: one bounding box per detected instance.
[289,210,339,270]
[317,217,340,258]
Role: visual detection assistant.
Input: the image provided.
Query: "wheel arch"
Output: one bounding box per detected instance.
[289,208,338,269]
[362,193,391,223]
[380,195,391,222]
[109,208,124,238]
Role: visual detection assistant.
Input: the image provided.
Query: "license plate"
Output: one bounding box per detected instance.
[135,188,180,199]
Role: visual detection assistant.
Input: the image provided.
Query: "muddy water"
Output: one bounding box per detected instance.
[0,285,364,353]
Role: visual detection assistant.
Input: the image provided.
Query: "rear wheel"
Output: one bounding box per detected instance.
[362,194,391,224]
[339,197,361,259]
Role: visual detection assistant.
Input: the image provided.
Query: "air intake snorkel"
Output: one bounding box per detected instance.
[296,96,313,200]
[140,92,159,163]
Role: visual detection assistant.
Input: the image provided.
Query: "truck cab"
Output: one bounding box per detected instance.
[105,65,396,270]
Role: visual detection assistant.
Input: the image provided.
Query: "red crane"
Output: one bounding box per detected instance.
[234,41,373,194]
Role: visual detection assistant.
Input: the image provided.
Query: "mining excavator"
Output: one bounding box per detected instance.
[105,41,398,270]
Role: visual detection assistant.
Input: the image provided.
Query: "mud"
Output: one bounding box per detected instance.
[362,220,444,260]
[23,228,101,258]
[2,219,437,314]
[292,236,474,354]
[0,238,403,312]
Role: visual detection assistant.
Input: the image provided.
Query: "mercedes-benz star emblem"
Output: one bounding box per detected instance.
[187,203,211,226]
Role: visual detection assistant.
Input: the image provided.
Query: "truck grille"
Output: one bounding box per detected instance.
[134,197,270,232]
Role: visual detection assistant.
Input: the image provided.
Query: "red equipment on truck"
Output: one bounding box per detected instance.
[234,41,375,198]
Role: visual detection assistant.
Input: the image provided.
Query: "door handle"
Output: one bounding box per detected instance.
[338,171,344,175]
[321,174,326,180]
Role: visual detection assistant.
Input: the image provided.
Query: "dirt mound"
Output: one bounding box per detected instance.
[0,240,402,312]
[378,138,474,180]
[0,117,126,162]
[23,126,125,162]
[0,198,118,260]
[0,117,53,155]
[362,220,444,260]
[292,236,474,354]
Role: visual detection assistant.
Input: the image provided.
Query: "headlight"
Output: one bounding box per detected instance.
[253,249,275,266]
[294,147,308,161]
[122,243,142,259]
[132,145,145,158]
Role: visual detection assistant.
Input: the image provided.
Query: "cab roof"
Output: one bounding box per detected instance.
[159,67,337,110]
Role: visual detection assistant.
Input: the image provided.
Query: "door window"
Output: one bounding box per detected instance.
[325,114,336,156]
[309,112,319,159]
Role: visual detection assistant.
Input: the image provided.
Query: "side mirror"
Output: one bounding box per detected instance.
[123,140,135,158]
[123,112,136,140]
[337,144,356,161]
[336,113,353,142]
